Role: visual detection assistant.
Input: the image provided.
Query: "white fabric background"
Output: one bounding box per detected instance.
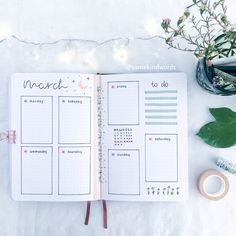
[0,0,236,235]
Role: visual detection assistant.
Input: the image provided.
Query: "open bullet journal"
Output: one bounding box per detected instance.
[9,73,188,201]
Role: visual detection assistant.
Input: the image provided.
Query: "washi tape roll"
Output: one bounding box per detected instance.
[198,169,229,201]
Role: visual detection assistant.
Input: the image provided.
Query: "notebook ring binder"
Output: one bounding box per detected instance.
[0,130,16,144]
[97,86,106,183]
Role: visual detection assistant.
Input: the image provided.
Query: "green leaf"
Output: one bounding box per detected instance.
[200,8,204,15]
[221,15,227,24]
[165,37,172,43]
[173,31,180,37]
[197,108,236,148]
[209,107,236,124]
[184,10,190,18]
[197,121,236,148]
[161,22,167,30]
[177,18,183,26]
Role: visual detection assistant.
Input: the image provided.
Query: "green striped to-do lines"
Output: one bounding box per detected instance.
[145,90,178,94]
[145,122,178,125]
[145,115,177,119]
[145,97,177,100]
[145,90,178,125]
[145,103,177,106]
[145,109,177,113]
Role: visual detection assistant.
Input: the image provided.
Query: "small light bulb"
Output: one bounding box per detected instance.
[0,23,12,38]
[84,48,97,69]
[33,53,40,61]
[58,50,74,64]
[113,46,128,64]
[144,19,159,36]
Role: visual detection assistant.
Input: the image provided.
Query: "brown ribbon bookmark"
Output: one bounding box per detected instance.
[84,201,91,226]
[102,200,107,229]
[84,200,108,229]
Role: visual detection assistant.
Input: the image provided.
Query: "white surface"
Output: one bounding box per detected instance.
[1,0,236,235]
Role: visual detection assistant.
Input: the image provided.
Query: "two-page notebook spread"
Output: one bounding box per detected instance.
[10,73,188,201]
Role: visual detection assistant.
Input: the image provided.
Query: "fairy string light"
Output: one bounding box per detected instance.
[0,21,164,64]
[6,35,160,49]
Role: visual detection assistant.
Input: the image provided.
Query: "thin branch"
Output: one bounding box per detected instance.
[160,0,236,59]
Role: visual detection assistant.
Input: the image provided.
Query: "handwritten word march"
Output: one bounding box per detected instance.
[23,79,68,90]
